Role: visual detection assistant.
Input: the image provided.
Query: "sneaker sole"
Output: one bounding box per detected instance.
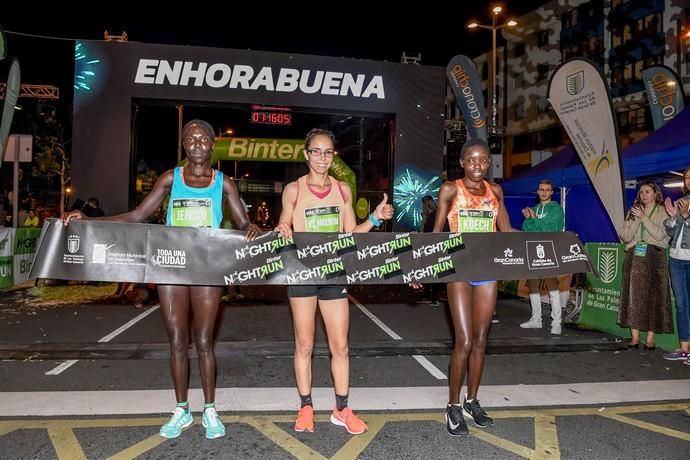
[462,408,493,428]
[202,419,226,439]
[444,413,468,436]
[330,414,366,435]
[294,426,315,433]
[159,418,193,439]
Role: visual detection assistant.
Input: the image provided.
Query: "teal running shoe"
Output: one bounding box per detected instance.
[202,407,226,439]
[159,407,193,438]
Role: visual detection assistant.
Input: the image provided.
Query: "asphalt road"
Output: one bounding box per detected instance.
[1,285,688,459]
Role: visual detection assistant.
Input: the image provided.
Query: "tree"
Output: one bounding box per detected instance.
[32,117,70,215]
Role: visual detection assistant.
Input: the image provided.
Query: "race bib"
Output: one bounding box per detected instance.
[633,242,648,257]
[171,198,213,227]
[458,209,494,233]
[305,206,340,232]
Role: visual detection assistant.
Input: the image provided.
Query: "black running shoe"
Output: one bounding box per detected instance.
[462,397,494,428]
[445,404,468,436]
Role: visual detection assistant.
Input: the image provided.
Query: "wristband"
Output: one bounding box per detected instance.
[369,212,382,227]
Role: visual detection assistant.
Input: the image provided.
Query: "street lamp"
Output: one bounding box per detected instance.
[64,186,72,214]
[466,4,518,135]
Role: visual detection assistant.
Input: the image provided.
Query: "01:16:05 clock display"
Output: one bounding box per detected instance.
[250,111,292,125]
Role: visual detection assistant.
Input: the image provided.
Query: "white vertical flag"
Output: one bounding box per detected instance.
[548,58,625,231]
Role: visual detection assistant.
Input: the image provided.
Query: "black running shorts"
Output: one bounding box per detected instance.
[287,285,348,300]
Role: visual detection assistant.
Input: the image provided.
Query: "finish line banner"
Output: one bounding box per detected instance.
[29,219,594,286]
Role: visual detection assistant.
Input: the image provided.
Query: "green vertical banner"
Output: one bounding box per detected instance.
[578,242,679,349]
[0,228,13,288]
[13,227,41,285]
[578,243,628,336]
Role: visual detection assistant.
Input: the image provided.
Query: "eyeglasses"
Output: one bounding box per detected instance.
[537,188,553,192]
[307,148,335,159]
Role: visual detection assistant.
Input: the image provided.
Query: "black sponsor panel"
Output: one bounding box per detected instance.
[30,220,594,285]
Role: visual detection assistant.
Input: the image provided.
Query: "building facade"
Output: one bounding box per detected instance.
[445,0,690,178]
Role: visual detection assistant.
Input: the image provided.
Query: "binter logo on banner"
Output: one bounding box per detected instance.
[548,58,625,232]
[30,220,595,286]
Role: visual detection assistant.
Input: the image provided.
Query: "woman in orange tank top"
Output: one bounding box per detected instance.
[433,138,516,436]
[275,128,394,435]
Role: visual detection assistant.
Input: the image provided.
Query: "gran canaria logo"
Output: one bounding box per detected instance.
[493,247,524,265]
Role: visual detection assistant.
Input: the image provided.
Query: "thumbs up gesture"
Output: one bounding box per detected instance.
[373,193,394,221]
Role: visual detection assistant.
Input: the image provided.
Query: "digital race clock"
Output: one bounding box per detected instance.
[249,106,292,126]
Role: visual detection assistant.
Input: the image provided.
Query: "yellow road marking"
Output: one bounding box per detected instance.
[0,403,687,460]
[245,418,327,459]
[468,425,534,458]
[108,432,169,460]
[332,416,386,460]
[47,426,86,460]
[533,415,560,460]
[598,412,690,442]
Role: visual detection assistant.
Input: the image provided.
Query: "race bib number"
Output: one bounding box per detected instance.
[458,209,494,233]
[171,198,213,227]
[305,206,340,232]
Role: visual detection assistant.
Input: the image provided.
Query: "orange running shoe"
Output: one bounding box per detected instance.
[330,407,368,435]
[294,405,314,433]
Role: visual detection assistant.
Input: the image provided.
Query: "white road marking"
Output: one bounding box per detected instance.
[3,380,690,416]
[349,294,447,380]
[44,304,161,376]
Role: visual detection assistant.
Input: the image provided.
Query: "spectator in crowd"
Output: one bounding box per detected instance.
[17,208,28,228]
[82,197,105,218]
[23,209,39,227]
[662,166,690,363]
[617,181,672,350]
[520,179,566,334]
[417,195,441,306]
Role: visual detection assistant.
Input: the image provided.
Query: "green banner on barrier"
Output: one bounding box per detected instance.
[578,242,679,349]
[14,227,41,255]
[0,227,41,288]
[0,256,12,288]
[578,243,628,336]
[0,228,14,288]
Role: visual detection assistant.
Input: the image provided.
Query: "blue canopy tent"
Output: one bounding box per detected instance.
[502,107,690,242]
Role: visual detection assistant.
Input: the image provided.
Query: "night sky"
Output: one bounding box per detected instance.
[1,2,551,213]
[1,2,549,92]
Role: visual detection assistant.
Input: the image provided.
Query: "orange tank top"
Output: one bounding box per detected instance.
[292,175,346,232]
[447,179,499,233]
